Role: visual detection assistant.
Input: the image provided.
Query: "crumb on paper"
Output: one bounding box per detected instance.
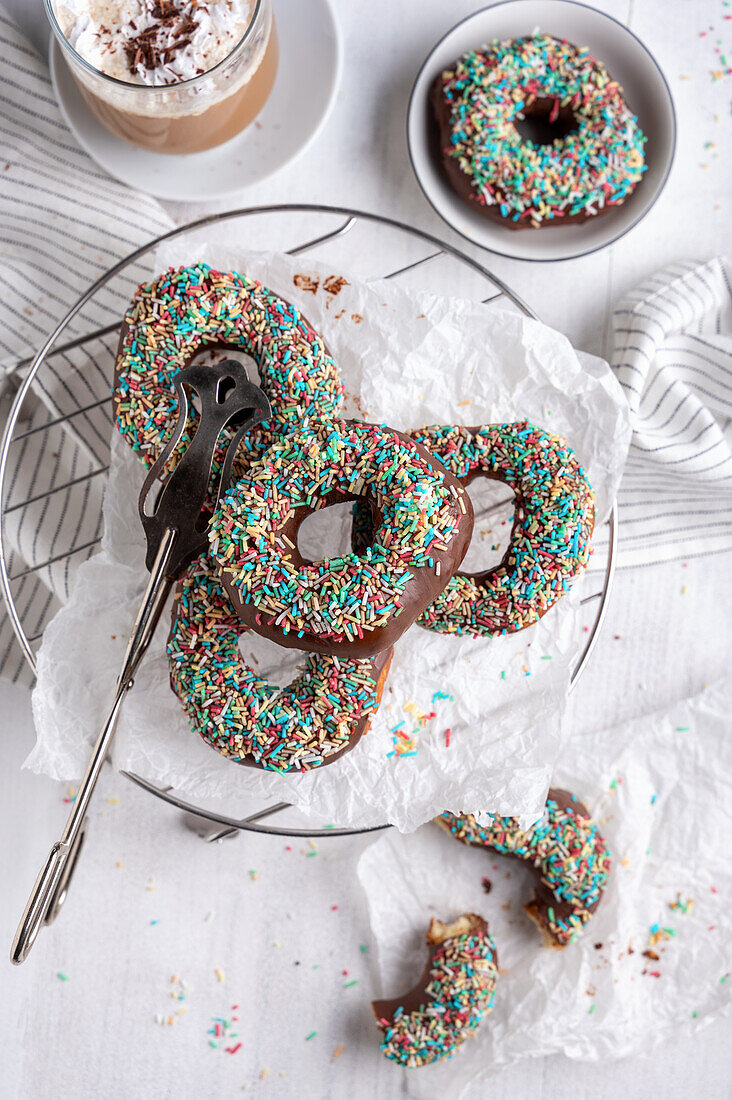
[293,274,319,294]
[323,275,349,297]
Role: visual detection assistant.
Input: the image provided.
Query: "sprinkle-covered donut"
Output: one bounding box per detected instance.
[431,33,647,229]
[168,555,393,773]
[114,263,343,474]
[372,913,498,1067]
[410,422,595,637]
[209,419,474,658]
[438,789,611,947]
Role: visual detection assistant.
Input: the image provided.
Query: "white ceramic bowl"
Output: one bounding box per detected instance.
[407,0,676,262]
[49,0,341,202]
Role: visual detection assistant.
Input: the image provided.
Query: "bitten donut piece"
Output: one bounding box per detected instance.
[412,422,595,637]
[209,418,473,658]
[114,262,343,477]
[168,555,392,772]
[437,790,610,947]
[372,914,498,1067]
[431,33,647,230]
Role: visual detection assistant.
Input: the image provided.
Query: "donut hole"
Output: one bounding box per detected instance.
[515,99,578,147]
[296,500,358,563]
[459,477,516,575]
[237,630,307,685]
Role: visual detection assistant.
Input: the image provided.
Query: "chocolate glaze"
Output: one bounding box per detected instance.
[221,429,474,658]
[429,65,620,231]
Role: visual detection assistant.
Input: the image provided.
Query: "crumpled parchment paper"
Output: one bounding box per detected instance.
[358,680,732,1096]
[27,248,630,831]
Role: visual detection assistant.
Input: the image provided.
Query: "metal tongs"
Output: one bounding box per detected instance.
[11,360,271,964]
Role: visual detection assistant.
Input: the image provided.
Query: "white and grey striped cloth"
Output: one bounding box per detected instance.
[0,7,730,684]
[612,258,732,568]
[0,6,171,683]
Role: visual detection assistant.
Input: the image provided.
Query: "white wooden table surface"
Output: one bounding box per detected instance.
[2,1,731,1098]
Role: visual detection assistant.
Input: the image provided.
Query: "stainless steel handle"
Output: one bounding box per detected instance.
[11,528,176,965]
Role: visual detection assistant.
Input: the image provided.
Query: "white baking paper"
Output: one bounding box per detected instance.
[358,680,732,1096]
[27,249,630,831]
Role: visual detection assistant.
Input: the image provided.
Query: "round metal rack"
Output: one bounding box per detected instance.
[0,204,617,841]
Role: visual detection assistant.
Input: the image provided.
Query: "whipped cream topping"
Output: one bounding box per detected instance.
[53,1,254,85]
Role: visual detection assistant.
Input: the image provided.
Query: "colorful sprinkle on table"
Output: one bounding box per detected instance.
[208,1006,240,1052]
[669,895,694,914]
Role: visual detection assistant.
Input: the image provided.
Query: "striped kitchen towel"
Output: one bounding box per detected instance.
[612,258,732,568]
[0,6,172,683]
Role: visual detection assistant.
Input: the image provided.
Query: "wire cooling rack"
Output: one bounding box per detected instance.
[0,204,617,842]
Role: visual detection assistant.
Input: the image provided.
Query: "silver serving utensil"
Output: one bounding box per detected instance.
[11,360,270,964]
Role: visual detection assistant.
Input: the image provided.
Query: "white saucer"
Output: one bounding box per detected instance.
[49,0,341,202]
[407,0,676,262]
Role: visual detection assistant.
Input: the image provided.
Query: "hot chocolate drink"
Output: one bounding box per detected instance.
[48,0,277,153]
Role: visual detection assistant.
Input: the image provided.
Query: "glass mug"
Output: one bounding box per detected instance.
[45,0,278,154]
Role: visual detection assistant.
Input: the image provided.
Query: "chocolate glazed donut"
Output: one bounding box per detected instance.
[430,79,598,230]
[372,913,499,1067]
[437,788,611,947]
[113,262,343,475]
[210,419,474,659]
[355,421,594,639]
[429,34,646,231]
[168,554,394,773]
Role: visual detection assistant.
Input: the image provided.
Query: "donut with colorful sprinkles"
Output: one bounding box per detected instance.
[372,913,498,1067]
[437,790,611,947]
[431,33,647,229]
[114,263,343,474]
[168,555,393,772]
[209,419,474,658]
[410,422,595,637]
